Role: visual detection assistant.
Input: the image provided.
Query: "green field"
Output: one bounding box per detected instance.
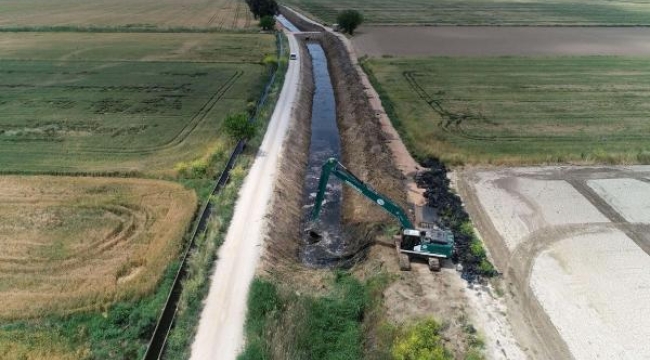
[364,56,650,165]
[0,32,274,175]
[284,0,650,25]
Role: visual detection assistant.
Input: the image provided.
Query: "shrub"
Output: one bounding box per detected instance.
[259,15,276,31]
[470,239,486,258]
[392,318,453,360]
[223,113,257,141]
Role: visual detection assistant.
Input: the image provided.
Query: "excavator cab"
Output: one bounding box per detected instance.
[397,227,454,272]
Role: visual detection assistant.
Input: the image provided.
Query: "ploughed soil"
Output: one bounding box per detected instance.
[352,26,650,57]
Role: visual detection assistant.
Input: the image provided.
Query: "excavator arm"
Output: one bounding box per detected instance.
[310,158,414,229]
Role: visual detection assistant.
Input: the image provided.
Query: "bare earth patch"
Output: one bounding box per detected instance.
[458,166,650,359]
[0,176,196,319]
[353,26,650,57]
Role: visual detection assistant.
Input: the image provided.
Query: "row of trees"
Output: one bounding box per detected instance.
[246,0,363,35]
[245,0,277,19]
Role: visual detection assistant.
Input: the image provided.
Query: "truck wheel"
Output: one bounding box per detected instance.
[399,254,411,271]
[428,258,441,272]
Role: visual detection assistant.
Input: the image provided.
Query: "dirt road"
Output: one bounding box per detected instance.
[189,30,301,360]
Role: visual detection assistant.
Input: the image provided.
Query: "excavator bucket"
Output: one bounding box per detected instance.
[304,222,323,243]
[307,229,322,240]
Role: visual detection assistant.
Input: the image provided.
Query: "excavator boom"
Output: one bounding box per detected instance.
[310,158,414,229]
[309,157,454,271]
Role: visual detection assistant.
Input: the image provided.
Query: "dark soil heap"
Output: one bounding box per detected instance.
[416,158,497,281]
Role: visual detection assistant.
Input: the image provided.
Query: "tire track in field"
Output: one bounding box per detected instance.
[403,71,650,143]
[216,0,233,30]
[232,1,240,29]
[0,71,243,157]
[206,0,223,27]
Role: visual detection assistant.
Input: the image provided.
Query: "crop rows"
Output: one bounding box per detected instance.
[365,56,650,165]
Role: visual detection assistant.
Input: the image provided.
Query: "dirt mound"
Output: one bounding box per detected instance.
[416,158,497,280]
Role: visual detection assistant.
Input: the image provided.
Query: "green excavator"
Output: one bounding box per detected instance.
[309,158,454,271]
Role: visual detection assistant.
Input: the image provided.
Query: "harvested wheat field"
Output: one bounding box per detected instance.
[0,176,196,319]
[458,166,650,359]
[0,0,255,30]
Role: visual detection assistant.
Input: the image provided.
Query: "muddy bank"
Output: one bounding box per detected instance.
[318,32,406,226]
[415,159,498,280]
[260,39,313,274]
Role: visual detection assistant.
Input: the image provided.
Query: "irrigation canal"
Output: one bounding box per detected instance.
[300,42,347,267]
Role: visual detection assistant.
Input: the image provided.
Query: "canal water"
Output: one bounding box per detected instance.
[300,43,346,267]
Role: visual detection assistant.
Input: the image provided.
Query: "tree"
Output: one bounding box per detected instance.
[245,0,278,19]
[336,10,363,35]
[223,113,257,141]
[259,15,276,31]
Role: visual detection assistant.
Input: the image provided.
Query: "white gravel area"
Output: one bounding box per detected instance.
[530,228,650,360]
[515,178,609,226]
[473,172,608,250]
[463,283,527,360]
[473,172,534,250]
[588,178,650,223]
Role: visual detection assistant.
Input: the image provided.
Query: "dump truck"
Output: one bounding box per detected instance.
[309,158,454,271]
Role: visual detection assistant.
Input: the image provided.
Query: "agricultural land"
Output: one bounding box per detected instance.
[0,0,279,356]
[352,26,650,57]
[364,56,650,165]
[0,32,274,175]
[0,0,255,30]
[0,176,196,319]
[0,176,196,358]
[283,0,650,25]
[345,10,650,359]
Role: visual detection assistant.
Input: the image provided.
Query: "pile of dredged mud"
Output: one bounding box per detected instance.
[417,158,498,281]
